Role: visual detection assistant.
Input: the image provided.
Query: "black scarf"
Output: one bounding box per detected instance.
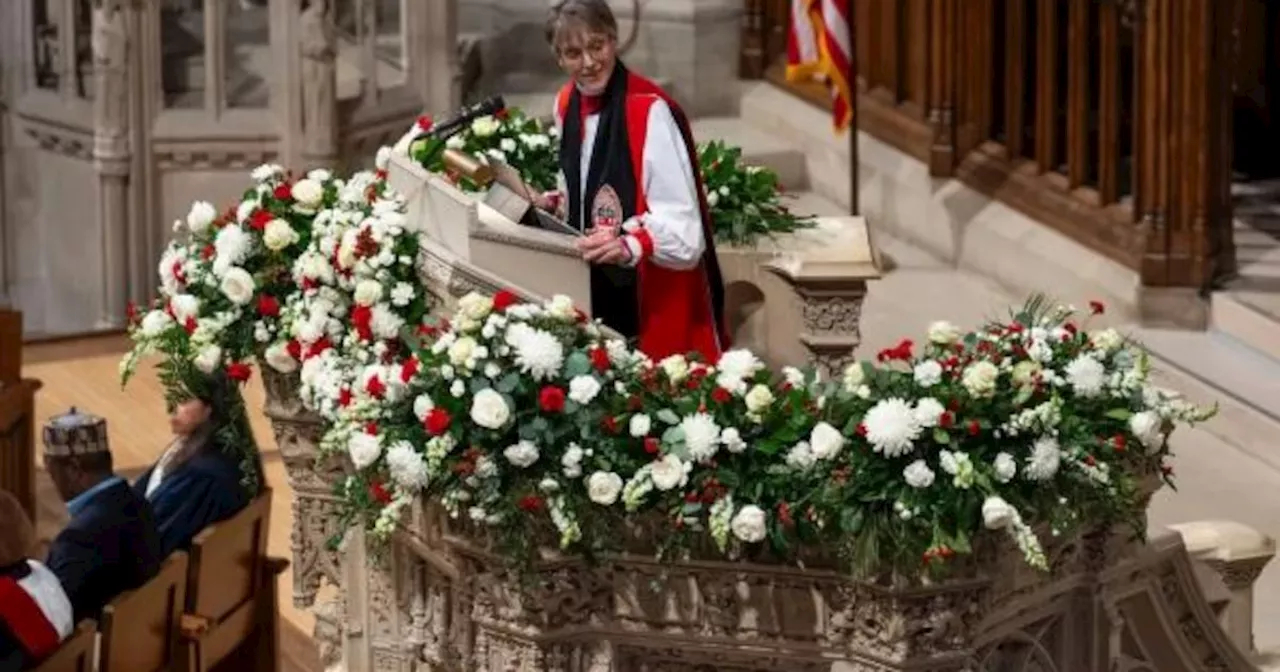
[560,63,641,338]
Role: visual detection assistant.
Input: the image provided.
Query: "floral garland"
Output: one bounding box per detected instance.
[126,151,1216,578]
[121,163,427,491]
[394,114,814,247]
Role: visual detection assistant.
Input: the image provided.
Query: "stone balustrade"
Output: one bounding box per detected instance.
[1169,520,1277,656]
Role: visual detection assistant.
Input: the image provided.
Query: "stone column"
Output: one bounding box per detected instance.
[422,0,460,115]
[299,0,338,170]
[91,0,132,329]
[620,0,743,116]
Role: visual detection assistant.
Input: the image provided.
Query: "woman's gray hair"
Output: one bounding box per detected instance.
[545,0,619,47]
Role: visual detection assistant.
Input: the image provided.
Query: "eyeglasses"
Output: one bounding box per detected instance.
[557,35,614,65]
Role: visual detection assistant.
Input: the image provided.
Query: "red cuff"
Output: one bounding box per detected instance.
[630,228,655,260]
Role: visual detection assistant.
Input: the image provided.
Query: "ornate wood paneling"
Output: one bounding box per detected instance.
[0,310,41,522]
[741,0,1238,291]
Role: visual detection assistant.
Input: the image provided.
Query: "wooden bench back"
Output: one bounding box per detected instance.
[186,490,272,622]
[99,551,188,672]
[31,621,97,672]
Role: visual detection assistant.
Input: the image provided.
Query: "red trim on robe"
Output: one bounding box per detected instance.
[630,229,655,259]
[0,575,61,660]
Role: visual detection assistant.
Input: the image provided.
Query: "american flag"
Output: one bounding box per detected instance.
[785,0,854,132]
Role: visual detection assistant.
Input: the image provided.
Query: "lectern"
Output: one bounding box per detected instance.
[0,310,42,523]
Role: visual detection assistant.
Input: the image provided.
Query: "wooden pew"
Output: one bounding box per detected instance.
[31,621,97,672]
[179,491,287,672]
[0,310,42,522]
[98,551,189,672]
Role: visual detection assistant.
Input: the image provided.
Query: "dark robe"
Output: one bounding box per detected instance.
[0,560,72,671]
[44,479,162,624]
[557,63,728,361]
[133,447,252,558]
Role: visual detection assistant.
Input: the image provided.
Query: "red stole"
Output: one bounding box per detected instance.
[557,75,729,363]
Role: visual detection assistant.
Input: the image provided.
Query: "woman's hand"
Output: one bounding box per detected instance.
[576,225,632,265]
[535,191,565,217]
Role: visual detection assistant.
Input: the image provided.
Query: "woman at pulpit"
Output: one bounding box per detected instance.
[132,371,265,557]
[539,0,729,362]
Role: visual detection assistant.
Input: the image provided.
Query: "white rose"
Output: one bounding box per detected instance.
[413,394,435,422]
[502,440,540,468]
[843,362,865,388]
[981,496,1017,530]
[649,454,689,491]
[353,279,383,307]
[743,384,774,414]
[348,432,382,470]
[993,452,1018,483]
[586,471,623,506]
[139,310,173,337]
[961,361,999,397]
[220,267,256,305]
[903,459,936,488]
[262,218,299,252]
[264,341,298,373]
[913,360,943,388]
[456,292,493,321]
[1091,328,1124,353]
[547,294,577,320]
[193,344,222,374]
[913,397,946,428]
[568,375,602,404]
[629,413,652,437]
[730,505,768,543]
[291,178,324,208]
[470,116,500,137]
[448,337,478,367]
[808,422,845,460]
[927,320,962,344]
[169,294,200,323]
[186,200,217,234]
[1128,411,1164,450]
[470,389,511,429]
[659,354,689,383]
[721,427,746,453]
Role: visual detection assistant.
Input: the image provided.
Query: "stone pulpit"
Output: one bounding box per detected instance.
[268,151,1265,672]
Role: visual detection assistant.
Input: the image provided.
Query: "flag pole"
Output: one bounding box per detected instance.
[847,0,859,216]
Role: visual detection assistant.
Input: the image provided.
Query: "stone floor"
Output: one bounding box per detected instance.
[859,232,1280,659]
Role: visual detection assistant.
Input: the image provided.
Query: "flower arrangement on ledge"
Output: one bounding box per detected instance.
[394,111,814,247]
[121,152,1215,579]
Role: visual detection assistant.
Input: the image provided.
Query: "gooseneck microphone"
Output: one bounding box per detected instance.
[425,95,507,143]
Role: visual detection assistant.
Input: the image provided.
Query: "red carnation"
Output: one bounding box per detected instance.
[286,339,302,360]
[589,346,610,373]
[967,420,980,436]
[273,183,292,200]
[306,336,333,359]
[643,437,660,454]
[1111,434,1126,452]
[424,408,452,436]
[200,244,215,260]
[257,294,280,317]
[1089,300,1106,315]
[350,304,373,341]
[249,209,273,231]
[400,356,420,383]
[364,421,378,435]
[338,387,353,407]
[416,114,434,131]
[517,495,543,512]
[365,375,386,400]
[539,386,566,413]
[183,317,197,335]
[602,416,620,434]
[492,289,520,312]
[368,480,393,505]
[711,387,732,404]
[226,361,253,382]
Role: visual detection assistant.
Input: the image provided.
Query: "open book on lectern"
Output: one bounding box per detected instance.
[484,159,582,238]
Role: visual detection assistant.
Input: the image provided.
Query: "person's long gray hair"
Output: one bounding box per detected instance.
[545,0,641,54]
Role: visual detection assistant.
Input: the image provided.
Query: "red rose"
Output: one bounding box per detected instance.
[1111,434,1126,452]
[416,114,433,131]
[350,304,373,341]
[368,481,393,505]
[306,336,333,359]
[643,437,660,454]
[424,408,452,436]
[967,420,980,436]
[1089,300,1105,315]
[939,411,954,428]
[400,356,420,383]
[286,339,302,360]
[711,387,731,404]
[492,289,520,312]
[257,294,280,317]
[183,317,197,335]
[249,209,273,231]
[589,347,610,373]
[226,362,253,382]
[365,375,386,399]
[338,387,353,407]
[364,421,378,435]
[273,183,292,200]
[855,423,867,437]
[517,495,543,512]
[539,386,566,413]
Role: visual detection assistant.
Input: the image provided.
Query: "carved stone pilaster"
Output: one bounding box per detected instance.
[91,0,132,330]
[794,285,865,378]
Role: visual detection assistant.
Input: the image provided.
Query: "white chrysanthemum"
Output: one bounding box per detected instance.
[503,440,540,468]
[903,459,935,488]
[680,413,722,462]
[716,349,763,391]
[1065,354,1106,397]
[1024,437,1062,481]
[370,304,404,340]
[212,225,252,276]
[186,200,217,234]
[862,398,922,457]
[390,282,415,307]
[993,452,1017,483]
[386,441,429,491]
[511,328,564,381]
[913,360,943,387]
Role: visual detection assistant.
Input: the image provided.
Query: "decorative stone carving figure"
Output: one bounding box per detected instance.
[91,0,129,150]
[300,0,338,160]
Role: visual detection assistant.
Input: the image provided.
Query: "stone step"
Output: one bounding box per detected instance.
[691,116,809,192]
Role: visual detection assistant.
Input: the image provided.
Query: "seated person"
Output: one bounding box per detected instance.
[134,371,266,558]
[0,489,73,671]
[42,408,162,623]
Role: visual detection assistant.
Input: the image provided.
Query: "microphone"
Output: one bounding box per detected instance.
[425,95,507,143]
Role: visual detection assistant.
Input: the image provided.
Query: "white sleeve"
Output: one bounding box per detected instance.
[553,100,568,197]
[620,99,706,271]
